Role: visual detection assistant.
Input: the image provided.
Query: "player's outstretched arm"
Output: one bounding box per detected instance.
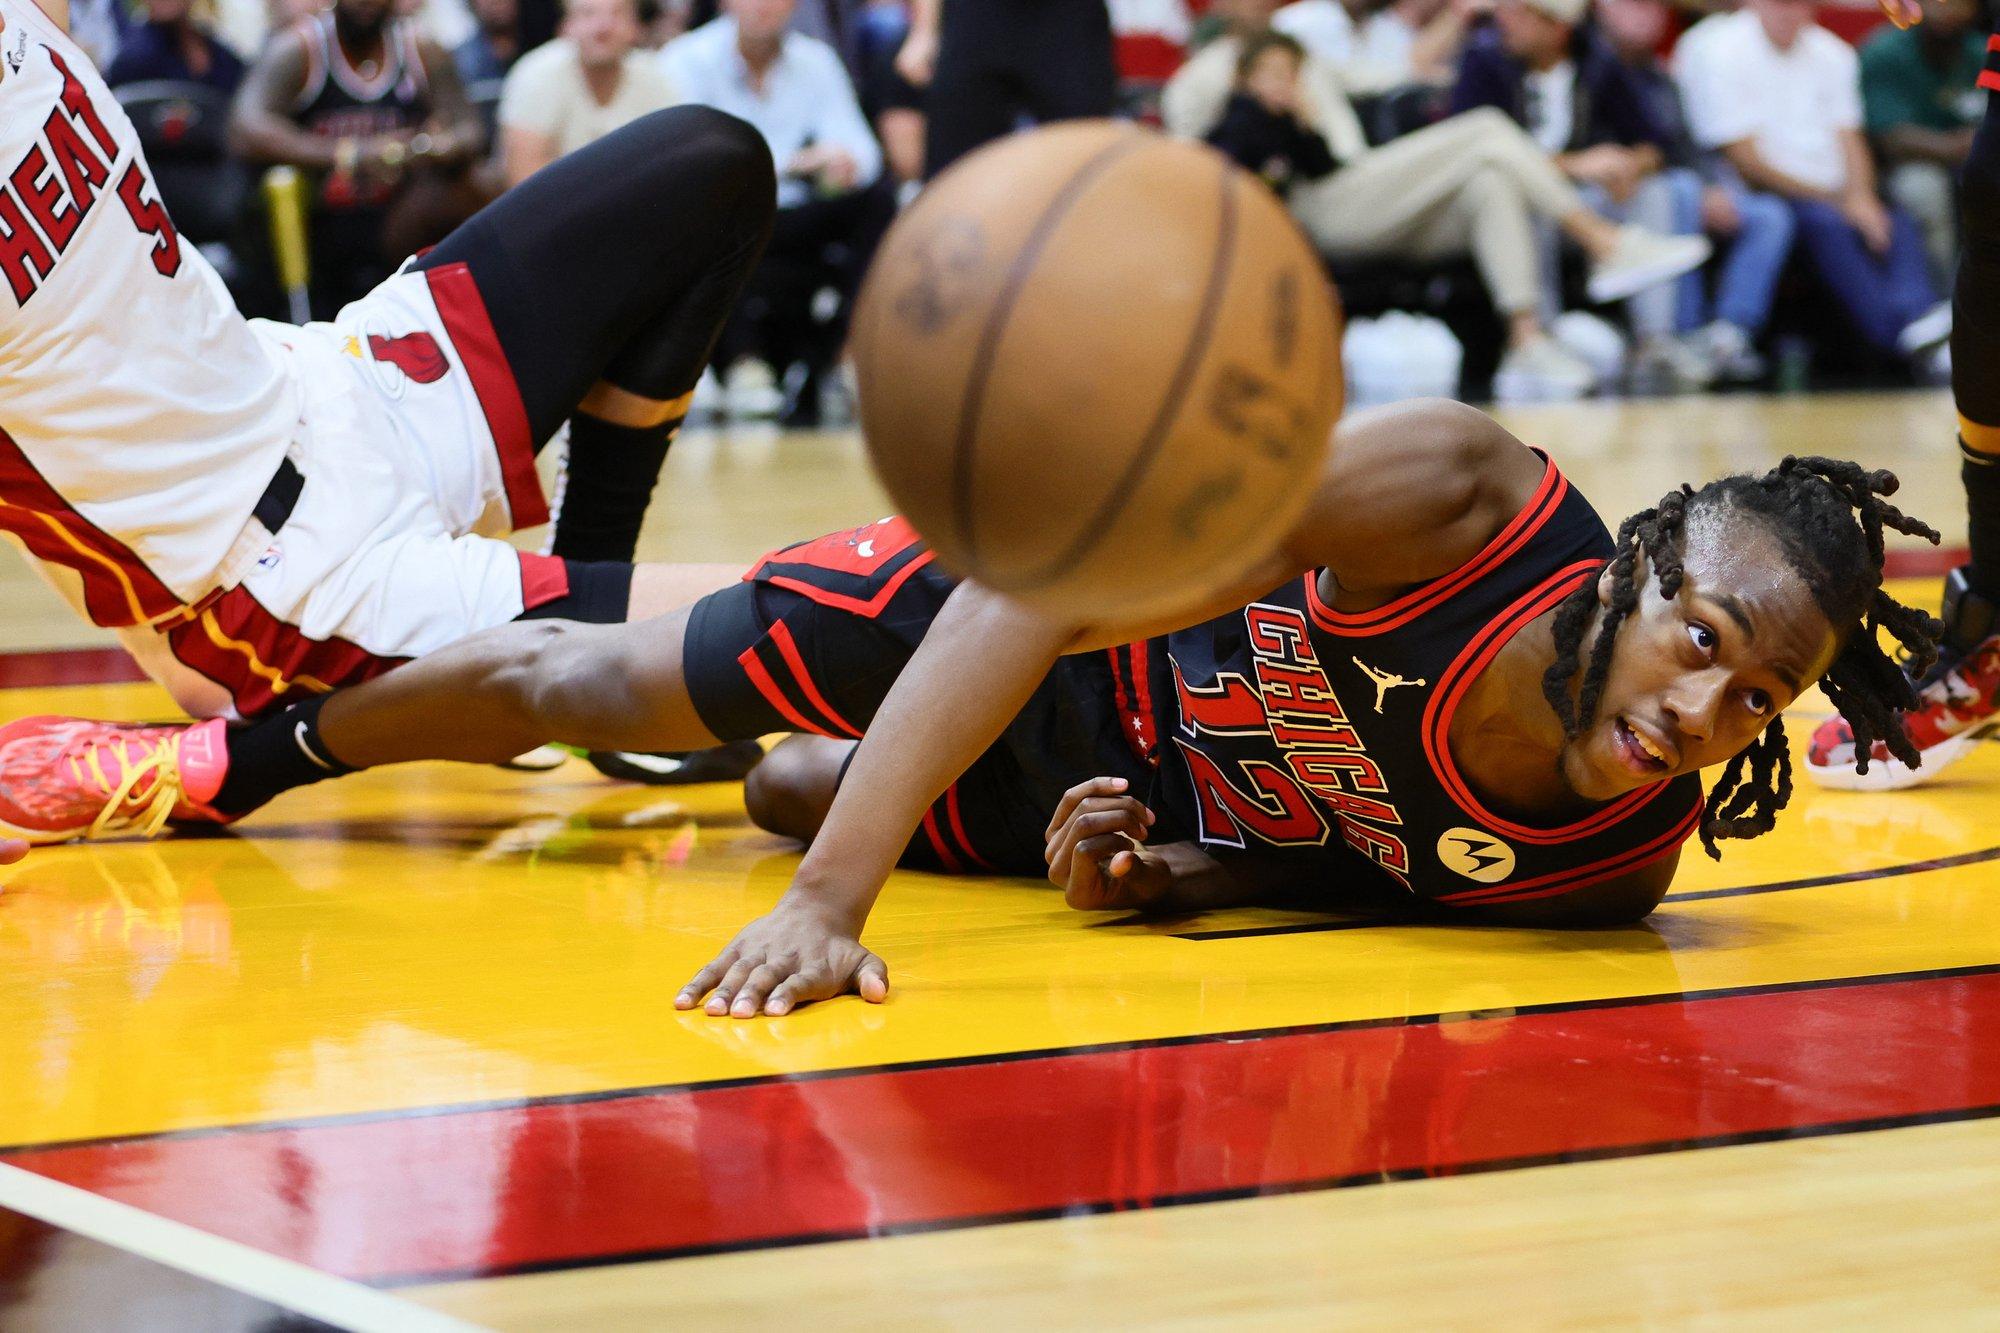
[676,581,1079,1019]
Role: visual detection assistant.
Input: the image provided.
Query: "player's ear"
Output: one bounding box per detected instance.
[1597,562,1616,607]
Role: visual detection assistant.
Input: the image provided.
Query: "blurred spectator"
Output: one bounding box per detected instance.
[106,0,248,92]
[854,0,925,184]
[1862,0,1985,288]
[1205,33,1341,193]
[1275,0,1477,91]
[1599,0,1793,385]
[662,0,893,422]
[896,0,1117,177]
[70,0,138,68]
[500,0,678,185]
[231,0,487,317]
[1453,0,1712,384]
[1678,0,1952,372]
[454,0,523,83]
[1167,3,1708,399]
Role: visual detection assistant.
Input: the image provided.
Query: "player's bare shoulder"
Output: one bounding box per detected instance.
[1287,399,1551,600]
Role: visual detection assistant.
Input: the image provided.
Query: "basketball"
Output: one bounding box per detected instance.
[851,120,1344,622]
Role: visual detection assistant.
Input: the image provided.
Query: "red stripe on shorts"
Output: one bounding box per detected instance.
[944,784,996,872]
[736,645,835,736]
[165,586,403,716]
[422,262,550,530]
[919,806,963,873]
[766,620,863,739]
[517,553,570,613]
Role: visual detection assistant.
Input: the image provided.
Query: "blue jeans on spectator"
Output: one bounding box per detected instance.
[1672,180,1795,335]
[1790,199,1940,355]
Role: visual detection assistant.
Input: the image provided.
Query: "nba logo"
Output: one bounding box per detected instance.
[256,543,283,571]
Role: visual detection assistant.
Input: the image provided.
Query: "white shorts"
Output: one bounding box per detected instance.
[125,261,571,721]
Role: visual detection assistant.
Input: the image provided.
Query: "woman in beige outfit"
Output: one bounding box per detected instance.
[1163,23,1708,396]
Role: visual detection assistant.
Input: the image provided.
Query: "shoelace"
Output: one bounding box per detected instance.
[66,732,188,840]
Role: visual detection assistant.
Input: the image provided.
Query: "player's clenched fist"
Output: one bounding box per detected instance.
[675,899,889,1018]
[1044,777,1171,911]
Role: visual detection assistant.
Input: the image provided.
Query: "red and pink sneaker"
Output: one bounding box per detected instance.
[1806,569,2000,791]
[0,716,232,844]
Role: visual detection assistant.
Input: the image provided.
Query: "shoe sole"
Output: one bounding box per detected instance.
[0,813,83,846]
[1802,726,1994,791]
[1587,241,1710,305]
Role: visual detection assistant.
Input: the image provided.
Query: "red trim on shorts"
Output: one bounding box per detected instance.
[766,620,863,740]
[1419,562,1671,845]
[1107,642,1160,766]
[762,549,940,620]
[919,807,963,873]
[1306,456,1568,637]
[735,646,829,736]
[943,784,996,873]
[0,427,190,628]
[1981,69,2000,93]
[165,586,404,717]
[1435,802,1702,906]
[421,262,550,530]
[517,553,570,613]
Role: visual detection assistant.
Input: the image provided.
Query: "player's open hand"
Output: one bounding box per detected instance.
[675,897,889,1018]
[1044,777,1171,911]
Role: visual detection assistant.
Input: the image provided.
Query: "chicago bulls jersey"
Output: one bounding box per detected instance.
[291,13,428,211]
[0,0,297,625]
[1132,454,1704,909]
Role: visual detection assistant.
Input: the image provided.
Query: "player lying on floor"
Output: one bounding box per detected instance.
[1,402,1942,1018]
[0,0,772,790]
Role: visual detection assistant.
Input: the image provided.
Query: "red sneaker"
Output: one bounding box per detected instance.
[1806,638,2000,790]
[0,716,231,844]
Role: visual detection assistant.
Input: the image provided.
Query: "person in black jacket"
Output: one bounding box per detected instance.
[1205,32,1340,195]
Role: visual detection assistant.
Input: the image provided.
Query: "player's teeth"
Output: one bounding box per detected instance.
[1629,724,1666,762]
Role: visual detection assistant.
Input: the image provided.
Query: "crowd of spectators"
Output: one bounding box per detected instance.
[77,0,1987,407]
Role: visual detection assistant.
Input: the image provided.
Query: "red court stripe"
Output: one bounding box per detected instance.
[8,968,2000,1284]
[0,648,148,688]
[1882,545,1970,579]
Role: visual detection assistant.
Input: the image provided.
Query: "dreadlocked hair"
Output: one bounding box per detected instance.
[1540,456,1944,860]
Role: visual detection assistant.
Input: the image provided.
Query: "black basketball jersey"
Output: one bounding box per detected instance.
[290,13,429,210]
[1118,453,1705,910]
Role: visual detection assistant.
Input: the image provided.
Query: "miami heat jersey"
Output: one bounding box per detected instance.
[0,0,296,624]
[1134,455,1704,909]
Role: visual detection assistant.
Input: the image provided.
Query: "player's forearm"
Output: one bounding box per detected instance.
[1839,131,1878,199]
[785,582,1073,924]
[1142,843,1292,914]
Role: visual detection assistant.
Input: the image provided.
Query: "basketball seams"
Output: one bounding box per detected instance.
[948,131,1150,567]
[1015,155,1243,589]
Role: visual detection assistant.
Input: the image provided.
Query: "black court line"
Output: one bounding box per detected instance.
[381,1098,2000,1285]
[1170,842,2000,941]
[4,961,1996,1160]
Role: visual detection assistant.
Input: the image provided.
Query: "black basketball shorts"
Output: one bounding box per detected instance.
[682,517,1160,874]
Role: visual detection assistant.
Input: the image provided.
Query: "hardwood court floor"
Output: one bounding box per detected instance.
[0,391,1995,1328]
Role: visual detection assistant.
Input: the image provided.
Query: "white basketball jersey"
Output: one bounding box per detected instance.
[0,0,298,626]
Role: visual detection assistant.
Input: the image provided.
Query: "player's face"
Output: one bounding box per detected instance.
[1558,516,1840,802]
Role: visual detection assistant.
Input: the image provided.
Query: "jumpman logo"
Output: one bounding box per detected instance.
[1352,657,1427,714]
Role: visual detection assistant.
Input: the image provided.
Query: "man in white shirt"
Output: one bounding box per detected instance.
[1677,0,1950,365]
[1274,0,1473,92]
[660,0,893,423]
[498,0,677,186]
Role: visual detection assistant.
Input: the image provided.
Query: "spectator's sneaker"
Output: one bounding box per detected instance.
[1896,301,1953,358]
[0,716,231,844]
[1585,228,1712,305]
[724,359,783,420]
[1806,567,2000,790]
[1689,320,1767,385]
[1492,336,1596,403]
[584,740,766,786]
[1628,335,1717,394]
